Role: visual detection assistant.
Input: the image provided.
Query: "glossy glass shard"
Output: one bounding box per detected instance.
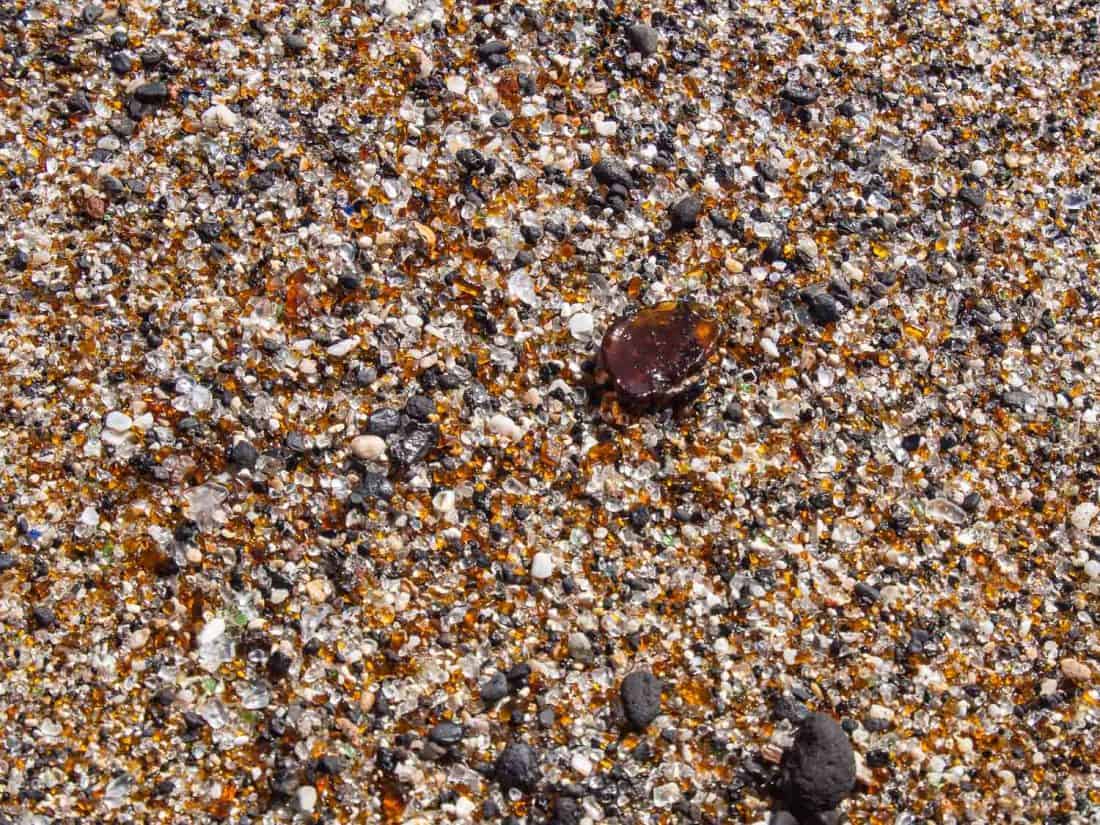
[597,301,721,408]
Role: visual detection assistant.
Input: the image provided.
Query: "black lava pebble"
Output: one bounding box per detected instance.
[493,742,540,790]
[367,407,401,437]
[620,670,662,730]
[32,606,57,628]
[480,671,509,703]
[133,82,168,105]
[958,186,985,210]
[625,23,659,56]
[428,721,464,747]
[267,650,293,680]
[592,159,634,189]
[229,439,259,470]
[553,796,583,825]
[781,713,856,813]
[804,290,841,325]
[669,195,702,231]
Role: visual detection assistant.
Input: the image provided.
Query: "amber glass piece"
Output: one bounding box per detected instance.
[597,301,721,408]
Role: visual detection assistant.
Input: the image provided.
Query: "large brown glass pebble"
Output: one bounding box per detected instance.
[597,301,721,408]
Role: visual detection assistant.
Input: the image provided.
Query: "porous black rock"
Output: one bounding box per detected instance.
[620,670,662,730]
[493,742,539,790]
[428,721,464,747]
[592,159,634,189]
[134,82,168,105]
[803,289,841,325]
[625,23,659,56]
[669,194,702,231]
[781,713,856,813]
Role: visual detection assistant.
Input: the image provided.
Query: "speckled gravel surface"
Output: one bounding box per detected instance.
[1,0,1098,823]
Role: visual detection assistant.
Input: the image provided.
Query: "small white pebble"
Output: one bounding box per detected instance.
[970,158,989,178]
[488,413,522,440]
[350,434,386,461]
[326,336,359,358]
[530,552,554,579]
[594,117,618,137]
[796,236,819,259]
[653,782,681,807]
[79,505,100,527]
[129,627,150,650]
[105,411,133,431]
[451,796,475,818]
[446,75,467,95]
[570,752,593,777]
[296,785,318,813]
[198,617,226,646]
[433,489,456,513]
[202,104,238,133]
[384,0,411,15]
[569,312,594,339]
[1070,502,1097,531]
[1084,559,1100,580]
[919,132,943,158]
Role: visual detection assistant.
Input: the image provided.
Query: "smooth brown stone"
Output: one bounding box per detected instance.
[597,301,721,407]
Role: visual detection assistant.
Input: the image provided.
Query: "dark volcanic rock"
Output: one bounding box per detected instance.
[494,742,539,790]
[480,671,509,703]
[620,670,662,730]
[625,23,659,56]
[228,439,258,470]
[553,796,583,825]
[668,194,702,231]
[134,82,168,105]
[592,159,635,189]
[428,721,464,747]
[802,288,842,325]
[781,83,820,106]
[781,713,856,813]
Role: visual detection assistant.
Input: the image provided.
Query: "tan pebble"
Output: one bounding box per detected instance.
[305,577,331,603]
[855,752,874,785]
[413,222,436,248]
[202,103,238,132]
[335,717,361,741]
[1060,657,1092,682]
[350,434,386,461]
[760,743,784,765]
[359,689,376,713]
[82,195,106,220]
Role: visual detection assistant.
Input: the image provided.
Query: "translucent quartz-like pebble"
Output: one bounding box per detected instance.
[598,301,721,407]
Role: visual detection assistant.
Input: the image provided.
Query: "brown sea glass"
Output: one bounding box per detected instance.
[597,301,721,408]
